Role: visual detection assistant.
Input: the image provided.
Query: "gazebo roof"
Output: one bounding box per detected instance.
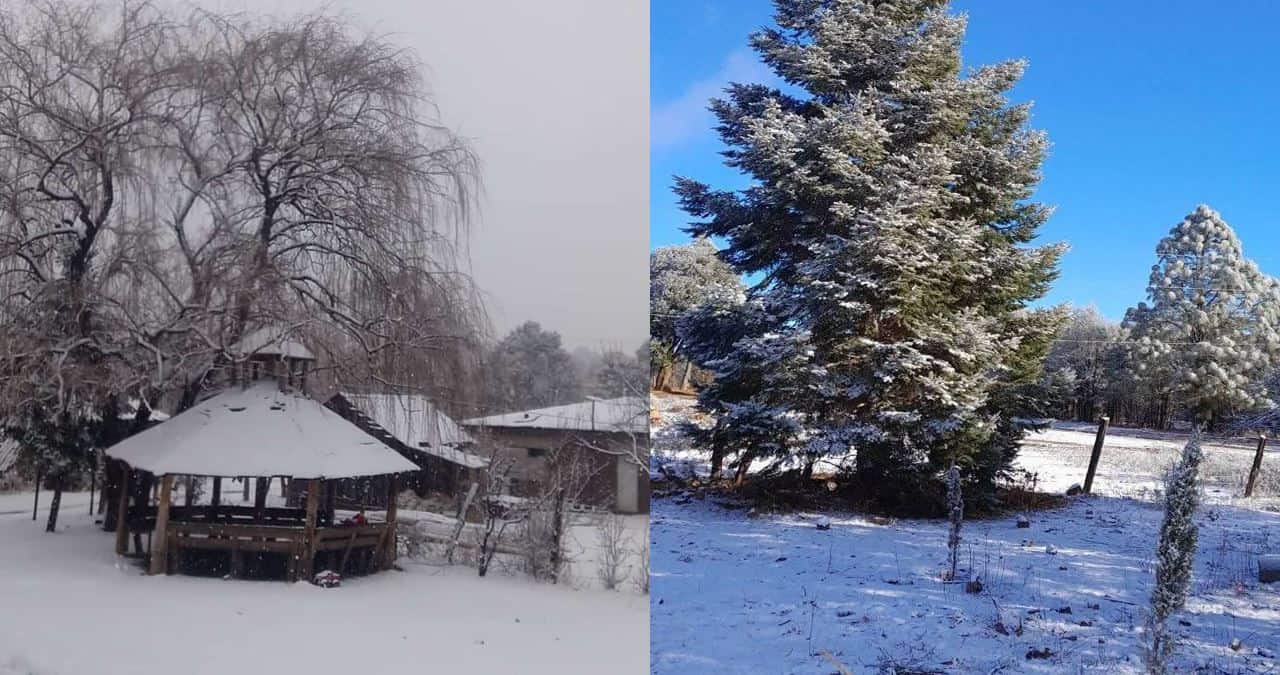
[104,380,418,478]
[230,326,315,361]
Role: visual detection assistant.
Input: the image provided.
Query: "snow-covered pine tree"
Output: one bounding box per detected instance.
[650,238,745,390]
[1145,434,1204,673]
[677,298,803,482]
[1125,205,1280,430]
[675,0,1064,498]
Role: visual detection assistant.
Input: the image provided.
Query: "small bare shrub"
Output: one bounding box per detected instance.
[637,538,650,594]
[597,513,631,591]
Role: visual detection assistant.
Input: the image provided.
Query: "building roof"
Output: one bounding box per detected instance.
[462,397,648,434]
[230,326,315,361]
[103,380,417,478]
[337,393,487,470]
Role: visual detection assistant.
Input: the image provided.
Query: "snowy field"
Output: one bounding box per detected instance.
[650,394,1280,674]
[0,492,648,675]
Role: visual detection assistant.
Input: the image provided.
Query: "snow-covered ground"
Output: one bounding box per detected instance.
[650,394,1280,673]
[0,492,648,675]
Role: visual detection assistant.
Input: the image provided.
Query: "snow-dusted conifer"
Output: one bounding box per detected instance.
[677,298,803,481]
[650,239,745,389]
[1145,434,1204,673]
[1125,206,1280,429]
[675,0,1064,496]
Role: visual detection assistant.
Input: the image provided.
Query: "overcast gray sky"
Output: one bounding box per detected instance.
[198,0,649,350]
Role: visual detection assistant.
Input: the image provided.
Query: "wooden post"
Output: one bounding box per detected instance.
[115,466,132,555]
[1083,416,1109,494]
[298,479,320,582]
[210,477,222,520]
[323,481,336,526]
[383,474,399,570]
[1245,434,1268,498]
[242,476,250,501]
[254,477,269,520]
[184,475,194,507]
[149,475,173,575]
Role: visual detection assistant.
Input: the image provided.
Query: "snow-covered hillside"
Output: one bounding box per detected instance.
[651,394,1280,674]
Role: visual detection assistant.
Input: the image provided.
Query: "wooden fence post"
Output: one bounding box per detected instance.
[1083,416,1109,494]
[149,475,173,575]
[1245,433,1268,498]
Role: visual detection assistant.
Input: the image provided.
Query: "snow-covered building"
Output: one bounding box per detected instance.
[226,325,317,391]
[325,392,487,506]
[463,397,649,514]
[101,334,418,581]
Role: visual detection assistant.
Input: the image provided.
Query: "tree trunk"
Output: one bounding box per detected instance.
[678,360,694,391]
[32,464,41,521]
[709,443,726,481]
[103,460,122,531]
[45,472,64,533]
[733,452,754,487]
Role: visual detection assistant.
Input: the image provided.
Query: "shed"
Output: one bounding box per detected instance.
[463,397,648,514]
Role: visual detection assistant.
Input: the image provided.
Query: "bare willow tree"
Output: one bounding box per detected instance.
[0,1,186,530]
[0,1,487,530]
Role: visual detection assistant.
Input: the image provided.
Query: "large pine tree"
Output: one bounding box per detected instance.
[676,0,1063,497]
[1124,205,1280,429]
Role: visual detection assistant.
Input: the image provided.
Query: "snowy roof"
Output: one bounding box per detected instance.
[463,397,648,434]
[104,381,417,478]
[230,326,315,361]
[338,393,487,470]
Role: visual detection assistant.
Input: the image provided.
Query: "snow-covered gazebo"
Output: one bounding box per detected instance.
[104,380,417,581]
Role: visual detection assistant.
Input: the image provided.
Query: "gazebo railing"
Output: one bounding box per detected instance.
[115,472,402,582]
[162,520,393,581]
[136,504,308,530]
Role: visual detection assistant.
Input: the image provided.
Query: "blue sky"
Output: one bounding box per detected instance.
[652,0,1280,322]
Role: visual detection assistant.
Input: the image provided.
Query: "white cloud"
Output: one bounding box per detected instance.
[651,48,775,153]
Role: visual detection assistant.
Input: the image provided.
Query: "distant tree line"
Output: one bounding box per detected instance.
[1044,206,1280,433]
[481,320,647,415]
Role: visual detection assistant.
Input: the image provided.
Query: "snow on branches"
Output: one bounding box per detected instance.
[1124,205,1280,428]
[675,0,1064,497]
